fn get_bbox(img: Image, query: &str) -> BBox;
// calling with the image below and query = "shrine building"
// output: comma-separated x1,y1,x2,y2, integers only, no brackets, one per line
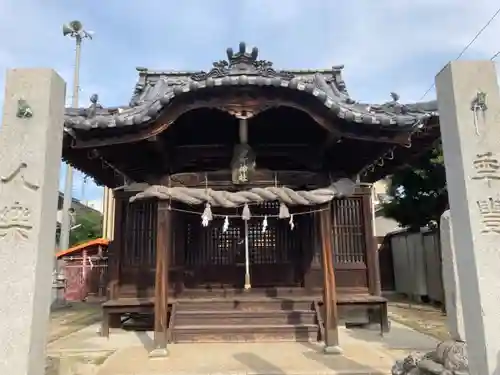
62,42,440,354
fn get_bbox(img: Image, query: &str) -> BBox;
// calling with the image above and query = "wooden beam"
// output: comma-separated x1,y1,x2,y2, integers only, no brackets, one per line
171,144,327,172
150,201,171,358
319,204,342,354
163,170,330,189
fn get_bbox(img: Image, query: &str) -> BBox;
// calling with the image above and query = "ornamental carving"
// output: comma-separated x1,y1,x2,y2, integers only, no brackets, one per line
16,99,33,119
471,91,488,136
191,42,295,81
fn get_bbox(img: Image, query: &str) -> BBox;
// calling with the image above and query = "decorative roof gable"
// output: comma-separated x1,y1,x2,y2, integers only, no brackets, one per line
190,42,294,81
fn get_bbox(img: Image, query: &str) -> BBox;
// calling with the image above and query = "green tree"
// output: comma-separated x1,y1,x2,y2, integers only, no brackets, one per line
69,210,103,247
382,143,448,231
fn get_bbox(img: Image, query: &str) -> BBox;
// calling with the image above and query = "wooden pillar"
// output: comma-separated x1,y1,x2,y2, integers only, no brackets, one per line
319,203,342,354
108,194,124,300
151,201,171,358
362,191,382,296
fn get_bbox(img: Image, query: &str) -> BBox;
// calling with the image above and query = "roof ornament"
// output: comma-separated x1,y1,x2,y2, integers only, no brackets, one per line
370,92,409,115
86,94,101,119
312,72,355,103
331,66,350,97
191,42,295,81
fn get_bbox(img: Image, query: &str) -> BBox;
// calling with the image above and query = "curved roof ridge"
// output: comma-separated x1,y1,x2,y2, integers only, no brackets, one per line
134,66,344,76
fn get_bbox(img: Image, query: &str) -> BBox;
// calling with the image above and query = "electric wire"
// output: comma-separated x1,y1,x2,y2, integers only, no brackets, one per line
419,6,500,101
166,205,328,218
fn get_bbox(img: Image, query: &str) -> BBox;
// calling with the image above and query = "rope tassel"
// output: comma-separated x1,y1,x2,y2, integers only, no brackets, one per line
262,215,268,233
279,202,290,219
242,203,251,220
201,202,213,227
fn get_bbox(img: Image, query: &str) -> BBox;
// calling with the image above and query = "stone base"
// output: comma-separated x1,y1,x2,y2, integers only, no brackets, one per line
149,347,169,359
391,340,468,374
323,345,343,355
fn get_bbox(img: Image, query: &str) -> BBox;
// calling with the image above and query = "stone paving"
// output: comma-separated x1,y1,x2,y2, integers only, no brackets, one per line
46,303,105,375
46,321,437,375
44,299,448,374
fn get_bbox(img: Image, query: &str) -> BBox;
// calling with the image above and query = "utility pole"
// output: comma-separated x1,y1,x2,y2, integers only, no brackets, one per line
82,175,88,206
60,20,92,250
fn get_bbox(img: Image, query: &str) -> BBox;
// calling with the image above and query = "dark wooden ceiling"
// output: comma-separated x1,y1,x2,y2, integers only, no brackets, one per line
63,105,439,188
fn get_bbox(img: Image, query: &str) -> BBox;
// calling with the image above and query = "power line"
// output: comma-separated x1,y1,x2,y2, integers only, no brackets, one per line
491,50,500,61
419,6,500,101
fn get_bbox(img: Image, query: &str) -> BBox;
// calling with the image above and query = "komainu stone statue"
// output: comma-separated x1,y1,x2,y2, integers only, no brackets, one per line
391,340,469,375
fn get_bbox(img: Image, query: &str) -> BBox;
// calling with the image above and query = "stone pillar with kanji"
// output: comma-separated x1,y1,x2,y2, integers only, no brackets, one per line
0,69,65,375
393,60,500,375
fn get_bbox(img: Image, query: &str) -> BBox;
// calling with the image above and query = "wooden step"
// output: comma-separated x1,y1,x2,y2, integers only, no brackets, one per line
177,299,313,311
175,309,316,326
172,324,318,343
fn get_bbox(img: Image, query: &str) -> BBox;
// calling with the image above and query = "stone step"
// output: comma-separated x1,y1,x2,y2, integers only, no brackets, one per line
176,299,313,311
172,324,318,343
175,309,316,326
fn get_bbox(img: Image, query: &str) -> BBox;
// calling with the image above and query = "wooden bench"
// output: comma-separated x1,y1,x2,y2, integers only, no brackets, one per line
337,294,389,336
101,298,154,338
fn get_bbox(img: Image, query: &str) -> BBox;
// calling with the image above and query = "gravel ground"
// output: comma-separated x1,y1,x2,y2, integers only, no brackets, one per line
49,302,102,343
386,294,450,342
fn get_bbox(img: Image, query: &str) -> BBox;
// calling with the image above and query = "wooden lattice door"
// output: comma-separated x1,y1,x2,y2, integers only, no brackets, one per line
245,203,301,287
182,202,301,289
184,215,245,288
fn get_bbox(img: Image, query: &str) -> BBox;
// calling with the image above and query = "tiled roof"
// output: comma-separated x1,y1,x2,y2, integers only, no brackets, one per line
64,42,438,132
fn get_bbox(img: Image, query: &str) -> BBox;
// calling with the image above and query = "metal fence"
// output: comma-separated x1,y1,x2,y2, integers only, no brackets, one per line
388,229,444,303
63,256,108,301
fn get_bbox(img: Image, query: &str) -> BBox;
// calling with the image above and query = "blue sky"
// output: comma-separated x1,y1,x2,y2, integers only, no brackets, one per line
0,0,499,210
